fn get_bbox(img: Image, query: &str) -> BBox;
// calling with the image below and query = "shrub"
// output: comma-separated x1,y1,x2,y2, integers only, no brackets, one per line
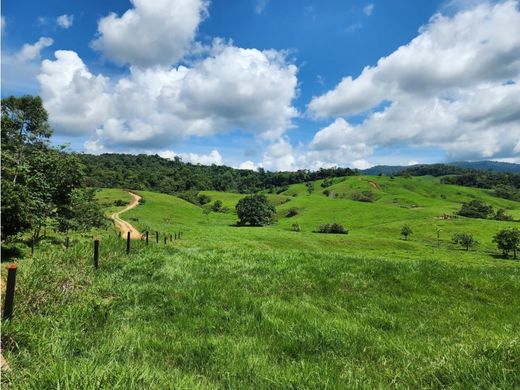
493,228,520,259
321,178,334,188
352,191,375,202
138,198,146,205
197,193,211,205
114,199,127,207
286,207,299,217
494,208,514,221
458,200,494,219
315,223,348,234
400,224,413,240
212,200,223,212
452,233,478,251
292,223,301,232
236,195,276,226
323,189,331,197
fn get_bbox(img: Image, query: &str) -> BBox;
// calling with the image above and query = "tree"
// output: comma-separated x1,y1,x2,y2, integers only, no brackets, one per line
236,195,275,226
452,233,478,251
306,181,314,194
493,228,520,259
56,189,107,232
401,224,413,240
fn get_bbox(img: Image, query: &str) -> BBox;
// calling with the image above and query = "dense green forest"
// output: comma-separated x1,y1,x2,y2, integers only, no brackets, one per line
78,153,358,194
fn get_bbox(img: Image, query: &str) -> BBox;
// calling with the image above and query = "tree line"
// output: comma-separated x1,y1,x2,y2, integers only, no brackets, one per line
78,153,358,194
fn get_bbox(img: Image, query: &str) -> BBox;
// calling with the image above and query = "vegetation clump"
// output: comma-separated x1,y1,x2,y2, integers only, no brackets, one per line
352,190,375,202
212,200,223,212
286,207,299,217
400,224,413,240
315,223,348,234
236,195,276,226
458,200,494,219
493,228,520,259
452,233,478,251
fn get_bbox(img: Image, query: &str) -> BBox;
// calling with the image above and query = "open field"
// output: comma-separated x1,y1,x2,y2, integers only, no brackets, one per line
2,176,520,388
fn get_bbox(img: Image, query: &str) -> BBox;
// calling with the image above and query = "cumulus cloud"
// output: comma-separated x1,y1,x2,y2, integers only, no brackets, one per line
261,138,296,171
16,37,54,62
255,0,269,14
91,0,208,67
238,160,258,170
57,14,74,29
307,0,520,162
159,149,223,165
38,44,298,148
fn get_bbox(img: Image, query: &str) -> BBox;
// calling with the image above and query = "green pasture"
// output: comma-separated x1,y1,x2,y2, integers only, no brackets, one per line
2,175,520,388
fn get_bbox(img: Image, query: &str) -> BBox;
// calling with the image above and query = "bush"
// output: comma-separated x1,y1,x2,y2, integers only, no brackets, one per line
315,223,348,234
323,189,331,197
114,199,127,207
458,200,494,219
452,233,478,251
352,191,375,202
212,200,223,212
138,198,146,205
197,193,211,205
286,207,299,217
494,208,514,221
236,195,276,226
292,223,301,232
400,224,413,240
321,178,334,188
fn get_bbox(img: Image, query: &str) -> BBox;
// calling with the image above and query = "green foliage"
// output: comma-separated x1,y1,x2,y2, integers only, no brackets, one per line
458,200,494,219
56,189,108,232
212,200,223,212
493,228,520,259
452,233,478,251
197,193,211,205
352,190,375,202
292,223,301,232
400,224,413,240
1,96,95,240
114,199,127,207
493,185,520,201
494,208,514,221
286,207,299,217
236,195,276,226
315,223,348,234
305,181,314,194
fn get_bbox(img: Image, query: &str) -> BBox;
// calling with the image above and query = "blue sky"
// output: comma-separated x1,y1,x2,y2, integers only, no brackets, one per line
2,0,519,170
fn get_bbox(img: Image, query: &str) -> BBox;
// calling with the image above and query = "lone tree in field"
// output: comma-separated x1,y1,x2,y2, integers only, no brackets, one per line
493,228,520,259
400,224,413,240
458,200,494,219
452,233,478,251
306,181,314,195
236,194,276,226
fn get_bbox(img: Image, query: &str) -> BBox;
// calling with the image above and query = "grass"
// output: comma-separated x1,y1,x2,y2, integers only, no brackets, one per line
2,176,520,388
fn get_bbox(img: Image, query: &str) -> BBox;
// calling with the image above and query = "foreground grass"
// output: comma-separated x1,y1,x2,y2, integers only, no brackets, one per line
2,231,520,388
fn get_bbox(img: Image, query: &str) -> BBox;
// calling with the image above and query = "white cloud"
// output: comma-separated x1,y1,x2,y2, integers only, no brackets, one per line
57,14,74,29
261,138,296,171
1,16,6,33
351,159,372,170
91,0,208,67
307,0,520,162
16,37,54,62
238,160,258,170
255,0,269,14
363,4,374,16
158,149,223,165
38,44,298,148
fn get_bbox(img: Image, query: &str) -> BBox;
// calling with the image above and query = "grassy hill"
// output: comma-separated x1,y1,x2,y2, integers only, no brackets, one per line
2,176,520,388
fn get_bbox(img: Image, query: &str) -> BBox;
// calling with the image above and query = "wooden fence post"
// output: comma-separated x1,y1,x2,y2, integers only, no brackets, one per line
2,264,17,320
127,232,131,255
93,240,99,269
146,231,149,245
65,236,70,249
156,231,159,244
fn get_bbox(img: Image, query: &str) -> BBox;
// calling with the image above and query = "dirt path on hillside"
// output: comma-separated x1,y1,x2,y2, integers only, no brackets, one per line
111,192,142,239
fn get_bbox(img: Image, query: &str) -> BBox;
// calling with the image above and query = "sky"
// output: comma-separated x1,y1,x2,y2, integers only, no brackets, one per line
1,0,520,170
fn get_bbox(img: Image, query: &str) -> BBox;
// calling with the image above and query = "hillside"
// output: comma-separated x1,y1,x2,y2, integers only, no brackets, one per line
3,176,520,388
363,161,520,175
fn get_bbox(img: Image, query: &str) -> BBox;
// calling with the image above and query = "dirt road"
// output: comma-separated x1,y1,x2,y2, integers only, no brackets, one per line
111,192,142,239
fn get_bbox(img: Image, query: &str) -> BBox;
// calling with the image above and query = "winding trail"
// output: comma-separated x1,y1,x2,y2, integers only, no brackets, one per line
111,192,142,239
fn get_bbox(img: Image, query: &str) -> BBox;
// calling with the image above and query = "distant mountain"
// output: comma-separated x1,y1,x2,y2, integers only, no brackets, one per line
362,161,520,175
